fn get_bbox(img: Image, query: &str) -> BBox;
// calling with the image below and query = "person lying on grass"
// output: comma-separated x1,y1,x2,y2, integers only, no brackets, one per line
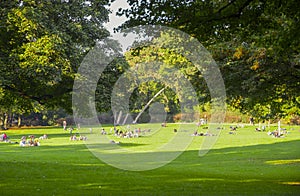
39,134,48,140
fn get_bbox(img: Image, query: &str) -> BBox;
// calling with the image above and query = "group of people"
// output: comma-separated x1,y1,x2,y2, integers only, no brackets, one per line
267,129,287,138
255,125,267,132
70,134,87,141
114,129,140,138
229,126,238,134
0,133,9,142
19,135,43,147
112,126,152,138
93,126,151,143
191,131,215,136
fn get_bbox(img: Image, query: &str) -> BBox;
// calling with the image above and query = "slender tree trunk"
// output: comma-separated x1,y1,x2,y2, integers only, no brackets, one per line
3,113,8,129
133,88,165,124
8,110,12,128
0,113,3,128
18,115,22,128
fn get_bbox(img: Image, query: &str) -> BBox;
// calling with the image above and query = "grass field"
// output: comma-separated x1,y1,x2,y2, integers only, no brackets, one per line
0,123,299,195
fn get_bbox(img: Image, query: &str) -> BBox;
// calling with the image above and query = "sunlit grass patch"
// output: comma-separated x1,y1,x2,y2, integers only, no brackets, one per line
265,159,300,165
280,181,300,186
0,124,300,195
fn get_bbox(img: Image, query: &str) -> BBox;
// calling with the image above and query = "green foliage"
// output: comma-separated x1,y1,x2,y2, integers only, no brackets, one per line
121,31,209,118
95,57,130,113
0,0,110,113
118,0,300,120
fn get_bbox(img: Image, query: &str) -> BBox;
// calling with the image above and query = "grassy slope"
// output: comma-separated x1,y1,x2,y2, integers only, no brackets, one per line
0,124,299,195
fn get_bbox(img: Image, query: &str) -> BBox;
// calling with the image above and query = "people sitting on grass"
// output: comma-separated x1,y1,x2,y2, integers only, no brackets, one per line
70,134,87,141
20,135,40,147
70,134,77,141
0,133,9,142
268,130,280,137
27,135,35,146
20,135,31,146
268,128,288,137
113,128,142,138
230,126,237,131
34,138,40,146
125,131,131,138
20,137,27,147
114,129,119,136
228,126,236,134
133,131,139,138
123,131,130,138
101,128,107,135
268,129,287,138
191,131,214,136
79,135,87,141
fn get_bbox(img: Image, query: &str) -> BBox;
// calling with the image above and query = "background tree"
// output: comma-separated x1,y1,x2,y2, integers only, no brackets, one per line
118,0,300,122
0,0,110,125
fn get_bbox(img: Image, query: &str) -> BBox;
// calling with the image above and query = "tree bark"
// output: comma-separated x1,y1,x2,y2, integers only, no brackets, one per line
3,113,8,129
18,115,22,128
0,113,3,128
133,88,165,124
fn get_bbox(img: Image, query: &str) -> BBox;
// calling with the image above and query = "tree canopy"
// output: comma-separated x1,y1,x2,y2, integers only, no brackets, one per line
0,0,110,114
0,0,299,126
117,0,300,121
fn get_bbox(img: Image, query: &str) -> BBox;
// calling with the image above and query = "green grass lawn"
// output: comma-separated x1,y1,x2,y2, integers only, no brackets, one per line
0,124,299,195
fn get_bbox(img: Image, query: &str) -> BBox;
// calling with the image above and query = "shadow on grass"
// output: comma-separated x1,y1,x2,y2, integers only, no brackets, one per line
0,137,299,195
118,142,147,147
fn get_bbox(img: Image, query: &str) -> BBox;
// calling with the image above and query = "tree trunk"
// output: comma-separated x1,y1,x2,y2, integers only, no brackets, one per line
133,88,165,124
3,113,8,129
18,115,22,128
0,113,3,128
8,111,12,127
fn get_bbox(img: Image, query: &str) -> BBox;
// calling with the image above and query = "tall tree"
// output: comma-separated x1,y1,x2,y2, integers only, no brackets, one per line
118,0,300,120
0,0,110,113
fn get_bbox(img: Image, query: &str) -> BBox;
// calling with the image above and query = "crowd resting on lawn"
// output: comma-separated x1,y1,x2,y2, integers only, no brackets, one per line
111,126,151,138
113,129,139,138
0,132,48,146
191,131,217,136
19,134,48,147
254,124,288,138
0,120,291,147
267,129,288,138
70,134,87,141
